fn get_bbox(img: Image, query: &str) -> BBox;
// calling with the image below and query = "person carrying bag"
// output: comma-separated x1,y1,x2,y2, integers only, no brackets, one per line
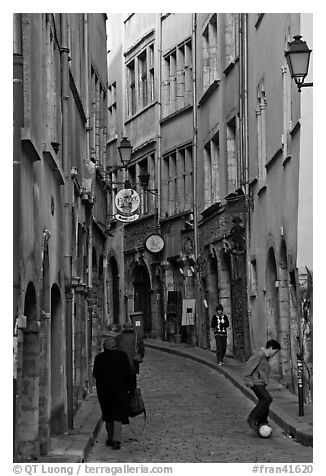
116,321,145,387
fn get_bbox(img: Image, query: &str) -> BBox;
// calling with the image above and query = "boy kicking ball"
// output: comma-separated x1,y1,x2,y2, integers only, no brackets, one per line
244,339,281,435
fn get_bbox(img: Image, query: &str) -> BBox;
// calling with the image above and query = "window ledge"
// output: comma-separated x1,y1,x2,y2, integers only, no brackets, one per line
223,60,235,76
282,155,292,167
21,128,42,162
198,80,220,107
257,184,267,196
265,147,283,170
249,176,258,187
255,14,264,29
125,100,157,124
290,120,301,136
43,144,64,185
160,104,192,125
107,135,118,146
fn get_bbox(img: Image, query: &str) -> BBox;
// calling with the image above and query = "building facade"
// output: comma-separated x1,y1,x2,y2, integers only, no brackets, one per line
106,12,313,399
13,13,108,461
246,13,313,398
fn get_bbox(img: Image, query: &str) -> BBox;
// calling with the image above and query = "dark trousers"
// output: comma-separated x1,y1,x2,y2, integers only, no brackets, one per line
248,384,273,425
105,421,122,442
215,335,227,363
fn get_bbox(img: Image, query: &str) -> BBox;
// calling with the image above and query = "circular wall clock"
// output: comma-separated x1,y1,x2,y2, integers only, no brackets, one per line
144,233,165,253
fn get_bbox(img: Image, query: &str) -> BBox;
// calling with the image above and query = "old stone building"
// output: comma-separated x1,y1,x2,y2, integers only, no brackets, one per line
13,13,108,461
13,13,313,462
106,12,313,398
246,13,313,399
106,13,250,355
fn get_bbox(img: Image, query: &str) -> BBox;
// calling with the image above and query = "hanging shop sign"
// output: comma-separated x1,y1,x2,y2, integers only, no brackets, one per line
114,188,140,223
144,233,165,253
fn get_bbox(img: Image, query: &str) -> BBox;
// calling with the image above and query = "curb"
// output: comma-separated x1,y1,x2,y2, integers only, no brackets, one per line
41,411,103,462
145,341,313,447
83,416,103,461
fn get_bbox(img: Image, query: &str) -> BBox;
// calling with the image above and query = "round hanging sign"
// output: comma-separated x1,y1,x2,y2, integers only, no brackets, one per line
145,233,165,253
114,188,140,223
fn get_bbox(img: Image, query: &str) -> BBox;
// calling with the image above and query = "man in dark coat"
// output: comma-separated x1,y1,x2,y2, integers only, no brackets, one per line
116,321,145,387
93,333,136,450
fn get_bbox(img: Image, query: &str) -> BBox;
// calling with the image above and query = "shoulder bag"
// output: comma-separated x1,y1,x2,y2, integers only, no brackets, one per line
128,388,146,418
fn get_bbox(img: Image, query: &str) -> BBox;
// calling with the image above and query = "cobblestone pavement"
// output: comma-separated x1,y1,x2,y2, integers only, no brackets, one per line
86,348,313,463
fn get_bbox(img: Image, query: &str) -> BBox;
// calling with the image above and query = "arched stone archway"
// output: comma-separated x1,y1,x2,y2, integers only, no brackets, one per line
219,251,234,356
50,284,65,435
18,282,40,460
90,247,98,363
207,251,219,351
108,256,120,325
266,248,281,378
278,241,292,387
39,238,50,454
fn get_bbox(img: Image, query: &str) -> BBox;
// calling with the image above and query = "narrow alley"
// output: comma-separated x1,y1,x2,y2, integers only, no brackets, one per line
86,348,312,463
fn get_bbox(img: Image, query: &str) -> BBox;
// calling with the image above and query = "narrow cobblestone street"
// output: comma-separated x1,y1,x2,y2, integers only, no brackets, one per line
86,348,313,463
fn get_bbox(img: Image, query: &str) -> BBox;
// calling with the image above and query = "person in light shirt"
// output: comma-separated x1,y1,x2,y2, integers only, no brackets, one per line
244,339,281,431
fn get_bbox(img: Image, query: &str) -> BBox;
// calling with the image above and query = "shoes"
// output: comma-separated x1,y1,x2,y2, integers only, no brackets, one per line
247,418,258,431
106,439,113,447
218,361,223,366
112,441,121,450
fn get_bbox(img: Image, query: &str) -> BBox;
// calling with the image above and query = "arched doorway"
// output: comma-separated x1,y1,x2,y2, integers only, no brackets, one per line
266,248,281,378
219,251,233,356
133,265,151,336
278,241,292,388
39,238,50,454
19,282,40,459
50,284,65,435
207,252,219,351
109,256,120,325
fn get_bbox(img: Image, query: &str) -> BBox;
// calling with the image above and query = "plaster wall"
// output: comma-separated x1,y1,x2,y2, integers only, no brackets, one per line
247,13,303,355
161,110,193,153
297,14,313,272
161,13,192,54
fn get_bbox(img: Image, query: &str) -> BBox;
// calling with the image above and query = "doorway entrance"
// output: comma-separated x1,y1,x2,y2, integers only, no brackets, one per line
133,265,151,336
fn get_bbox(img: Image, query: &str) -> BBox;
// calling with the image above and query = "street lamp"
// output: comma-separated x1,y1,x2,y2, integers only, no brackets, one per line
117,136,133,167
285,35,313,92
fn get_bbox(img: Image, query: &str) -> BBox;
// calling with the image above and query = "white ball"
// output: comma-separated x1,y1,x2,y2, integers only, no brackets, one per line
258,424,272,438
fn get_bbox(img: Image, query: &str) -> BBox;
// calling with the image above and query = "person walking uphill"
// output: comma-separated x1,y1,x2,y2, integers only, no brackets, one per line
116,321,145,387
211,304,229,365
93,333,136,450
244,339,281,431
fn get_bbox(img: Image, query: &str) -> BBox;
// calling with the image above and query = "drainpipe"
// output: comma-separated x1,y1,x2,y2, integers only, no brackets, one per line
241,14,253,354
192,13,199,345
83,12,92,392
13,12,23,459
156,14,165,339
157,13,162,232
61,13,73,430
